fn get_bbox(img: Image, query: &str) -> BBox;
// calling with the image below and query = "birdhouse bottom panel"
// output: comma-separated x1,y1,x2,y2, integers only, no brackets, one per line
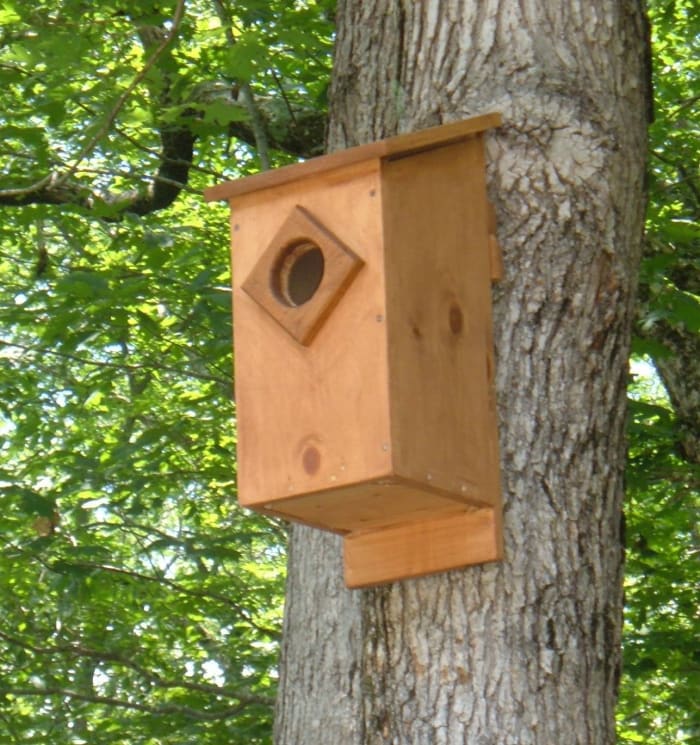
249,476,492,534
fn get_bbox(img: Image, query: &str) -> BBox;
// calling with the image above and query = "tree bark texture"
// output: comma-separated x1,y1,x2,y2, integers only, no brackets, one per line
275,2,649,743
647,324,700,463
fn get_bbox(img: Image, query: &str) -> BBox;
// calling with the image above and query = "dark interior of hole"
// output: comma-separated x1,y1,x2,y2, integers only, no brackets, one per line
285,246,324,306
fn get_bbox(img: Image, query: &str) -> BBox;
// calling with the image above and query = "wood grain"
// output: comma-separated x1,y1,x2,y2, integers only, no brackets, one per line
231,163,394,513
381,139,502,511
205,113,501,202
240,205,364,345
343,508,502,588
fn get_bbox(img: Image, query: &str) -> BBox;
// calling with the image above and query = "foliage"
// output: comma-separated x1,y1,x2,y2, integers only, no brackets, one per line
617,1,700,743
0,199,283,743
0,0,696,743
0,1,333,743
634,0,700,447
619,379,699,743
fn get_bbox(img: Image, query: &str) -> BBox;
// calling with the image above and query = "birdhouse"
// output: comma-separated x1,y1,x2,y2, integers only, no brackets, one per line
205,113,504,588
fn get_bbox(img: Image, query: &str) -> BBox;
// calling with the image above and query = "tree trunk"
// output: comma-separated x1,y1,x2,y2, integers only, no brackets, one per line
274,2,649,743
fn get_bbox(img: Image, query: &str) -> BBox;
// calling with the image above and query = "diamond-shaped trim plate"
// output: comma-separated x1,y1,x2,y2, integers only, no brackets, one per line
241,205,364,345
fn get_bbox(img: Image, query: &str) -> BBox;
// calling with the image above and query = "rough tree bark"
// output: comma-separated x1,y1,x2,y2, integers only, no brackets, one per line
274,1,649,744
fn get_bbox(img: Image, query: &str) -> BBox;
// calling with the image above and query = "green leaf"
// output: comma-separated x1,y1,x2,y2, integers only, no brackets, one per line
200,100,249,126
0,4,21,24
14,488,55,517
630,336,673,359
54,271,110,299
660,219,700,243
667,288,700,332
225,35,269,81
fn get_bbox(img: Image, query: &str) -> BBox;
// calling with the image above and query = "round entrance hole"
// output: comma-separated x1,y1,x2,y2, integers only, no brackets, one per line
274,241,325,307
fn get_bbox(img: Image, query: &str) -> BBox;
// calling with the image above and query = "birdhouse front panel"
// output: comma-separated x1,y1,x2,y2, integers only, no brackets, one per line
231,162,393,528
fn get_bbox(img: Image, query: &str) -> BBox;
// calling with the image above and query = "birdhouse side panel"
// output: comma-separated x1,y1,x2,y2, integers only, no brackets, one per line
381,138,501,509
229,166,394,515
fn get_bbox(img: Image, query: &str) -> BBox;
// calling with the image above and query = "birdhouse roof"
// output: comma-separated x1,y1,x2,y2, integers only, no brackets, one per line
204,112,501,202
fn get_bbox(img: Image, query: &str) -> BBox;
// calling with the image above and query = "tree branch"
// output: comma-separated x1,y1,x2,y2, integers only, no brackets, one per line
54,0,187,191
109,126,197,216
0,338,230,387
0,2,186,208
0,630,274,706
0,1,327,216
0,4,192,217
7,543,280,639
0,686,269,721
0,100,326,213
65,559,279,638
211,0,271,169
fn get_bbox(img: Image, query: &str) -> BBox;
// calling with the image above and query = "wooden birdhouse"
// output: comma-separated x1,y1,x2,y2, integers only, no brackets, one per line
205,113,504,588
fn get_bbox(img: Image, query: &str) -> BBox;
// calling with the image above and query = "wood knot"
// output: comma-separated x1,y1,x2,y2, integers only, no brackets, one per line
448,303,463,334
302,446,321,475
